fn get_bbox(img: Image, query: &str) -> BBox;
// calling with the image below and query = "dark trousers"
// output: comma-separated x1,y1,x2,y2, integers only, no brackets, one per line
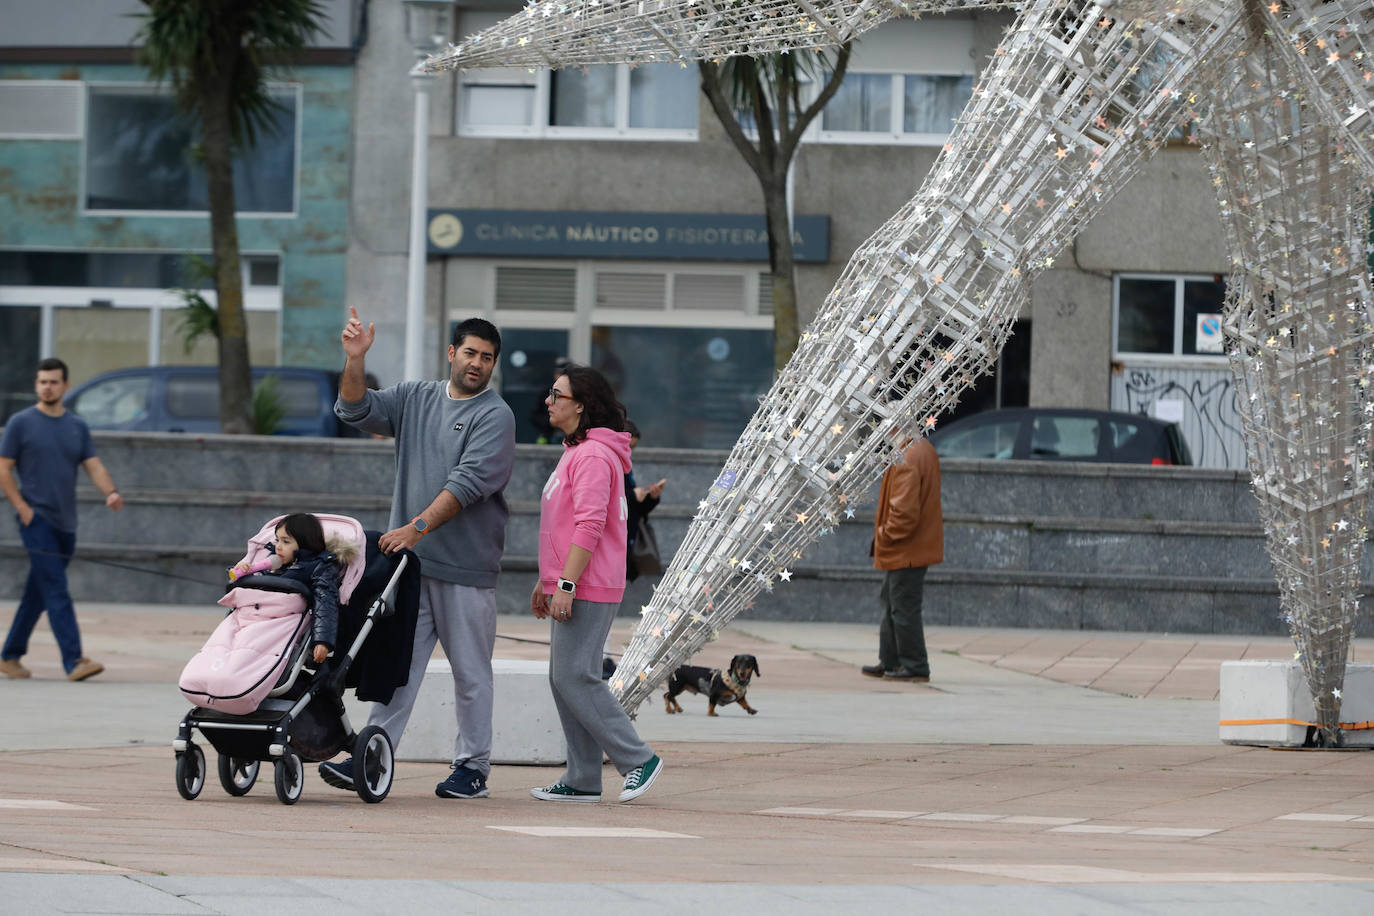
4,514,83,672
878,566,930,676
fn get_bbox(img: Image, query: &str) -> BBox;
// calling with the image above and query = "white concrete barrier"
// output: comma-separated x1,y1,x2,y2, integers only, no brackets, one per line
1219,660,1374,747
397,658,566,765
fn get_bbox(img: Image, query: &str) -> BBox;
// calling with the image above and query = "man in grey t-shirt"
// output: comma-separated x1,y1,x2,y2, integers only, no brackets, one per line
321,308,516,799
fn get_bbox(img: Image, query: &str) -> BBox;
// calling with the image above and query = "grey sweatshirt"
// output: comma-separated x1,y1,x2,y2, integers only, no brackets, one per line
335,381,516,587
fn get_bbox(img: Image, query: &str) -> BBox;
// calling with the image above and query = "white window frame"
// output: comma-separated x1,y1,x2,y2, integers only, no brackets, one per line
815,70,973,147
81,81,303,219
457,66,699,142
0,247,283,364
1111,271,1228,366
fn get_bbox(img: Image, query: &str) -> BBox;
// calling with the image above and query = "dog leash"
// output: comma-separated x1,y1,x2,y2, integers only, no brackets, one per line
495,632,623,658
15,546,226,587
16,546,624,657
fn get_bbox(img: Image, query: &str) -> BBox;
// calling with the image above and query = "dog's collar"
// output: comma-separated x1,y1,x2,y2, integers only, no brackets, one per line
720,669,743,693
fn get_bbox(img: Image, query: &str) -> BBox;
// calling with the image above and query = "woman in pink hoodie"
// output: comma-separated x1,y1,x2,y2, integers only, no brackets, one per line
529,365,663,804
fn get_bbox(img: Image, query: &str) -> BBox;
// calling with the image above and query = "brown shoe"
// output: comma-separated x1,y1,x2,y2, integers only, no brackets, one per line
0,658,31,679
67,658,104,682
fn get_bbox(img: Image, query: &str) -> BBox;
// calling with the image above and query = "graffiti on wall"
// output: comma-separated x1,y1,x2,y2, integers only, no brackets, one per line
1111,364,1246,470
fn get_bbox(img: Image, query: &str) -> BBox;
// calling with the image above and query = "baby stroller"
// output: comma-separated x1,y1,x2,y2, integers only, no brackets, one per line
173,514,415,805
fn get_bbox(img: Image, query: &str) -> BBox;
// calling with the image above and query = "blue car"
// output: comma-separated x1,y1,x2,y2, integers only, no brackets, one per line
65,366,356,437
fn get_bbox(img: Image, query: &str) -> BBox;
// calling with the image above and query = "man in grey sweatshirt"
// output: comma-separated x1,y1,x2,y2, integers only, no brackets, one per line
322,307,516,800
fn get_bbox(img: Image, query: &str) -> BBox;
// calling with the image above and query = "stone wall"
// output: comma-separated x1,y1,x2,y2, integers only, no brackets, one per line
0,431,1359,636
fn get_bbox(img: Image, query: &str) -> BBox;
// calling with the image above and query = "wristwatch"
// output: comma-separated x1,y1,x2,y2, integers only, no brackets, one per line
557,578,577,595
411,516,429,536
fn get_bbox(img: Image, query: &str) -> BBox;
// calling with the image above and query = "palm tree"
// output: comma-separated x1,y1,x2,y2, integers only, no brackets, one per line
135,0,325,434
699,46,851,372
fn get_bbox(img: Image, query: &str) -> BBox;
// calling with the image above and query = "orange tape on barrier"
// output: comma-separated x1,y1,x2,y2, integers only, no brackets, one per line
1219,718,1374,731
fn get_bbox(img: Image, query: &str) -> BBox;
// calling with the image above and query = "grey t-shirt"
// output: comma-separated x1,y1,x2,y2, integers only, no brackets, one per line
0,407,96,533
335,381,516,587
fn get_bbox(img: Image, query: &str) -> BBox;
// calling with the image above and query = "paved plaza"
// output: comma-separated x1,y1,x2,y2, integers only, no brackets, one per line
2,604,1374,913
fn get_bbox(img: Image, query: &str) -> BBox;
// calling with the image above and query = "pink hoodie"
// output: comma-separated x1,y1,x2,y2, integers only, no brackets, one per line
538,427,633,603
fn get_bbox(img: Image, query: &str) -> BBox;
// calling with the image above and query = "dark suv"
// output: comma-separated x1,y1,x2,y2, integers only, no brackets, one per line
929,407,1192,466
64,366,356,437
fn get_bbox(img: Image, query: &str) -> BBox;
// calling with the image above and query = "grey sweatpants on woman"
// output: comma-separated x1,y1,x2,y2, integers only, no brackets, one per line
549,598,654,793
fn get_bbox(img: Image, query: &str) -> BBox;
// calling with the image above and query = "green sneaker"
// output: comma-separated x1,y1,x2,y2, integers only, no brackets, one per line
530,781,600,803
618,754,663,803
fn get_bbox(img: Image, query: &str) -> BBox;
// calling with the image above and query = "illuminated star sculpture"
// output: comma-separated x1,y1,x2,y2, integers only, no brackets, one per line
426,0,1374,742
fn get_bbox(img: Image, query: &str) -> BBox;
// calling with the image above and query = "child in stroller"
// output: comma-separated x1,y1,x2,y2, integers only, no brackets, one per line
230,513,355,667
174,513,416,805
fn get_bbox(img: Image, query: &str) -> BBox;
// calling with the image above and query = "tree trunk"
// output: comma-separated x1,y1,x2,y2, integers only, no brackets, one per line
762,170,799,370
199,59,253,435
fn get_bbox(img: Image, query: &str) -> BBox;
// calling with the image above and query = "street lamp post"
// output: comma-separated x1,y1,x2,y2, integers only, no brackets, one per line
401,0,455,381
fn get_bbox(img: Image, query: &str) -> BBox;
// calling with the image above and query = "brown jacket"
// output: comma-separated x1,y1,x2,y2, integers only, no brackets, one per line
872,438,943,570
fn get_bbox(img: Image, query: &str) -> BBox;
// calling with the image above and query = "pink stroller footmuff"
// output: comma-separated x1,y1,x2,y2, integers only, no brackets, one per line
179,586,312,714
179,514,366,715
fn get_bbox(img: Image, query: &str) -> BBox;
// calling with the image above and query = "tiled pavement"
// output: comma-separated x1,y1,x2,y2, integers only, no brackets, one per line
2,604,1373,913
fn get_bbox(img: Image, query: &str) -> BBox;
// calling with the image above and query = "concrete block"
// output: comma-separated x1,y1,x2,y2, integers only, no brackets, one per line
397,658,565,765
1219,660,1374,747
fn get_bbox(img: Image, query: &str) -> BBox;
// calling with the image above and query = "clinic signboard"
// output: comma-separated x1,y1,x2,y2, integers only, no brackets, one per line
426,209,829,263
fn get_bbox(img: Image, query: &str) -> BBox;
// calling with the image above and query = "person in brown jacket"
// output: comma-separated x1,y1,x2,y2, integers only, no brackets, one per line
863,436,943,682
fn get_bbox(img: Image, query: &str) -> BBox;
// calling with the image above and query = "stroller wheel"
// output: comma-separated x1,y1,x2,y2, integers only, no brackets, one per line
353,725,394,804
175,742,206,800
273,747,304,805
218,754,260,797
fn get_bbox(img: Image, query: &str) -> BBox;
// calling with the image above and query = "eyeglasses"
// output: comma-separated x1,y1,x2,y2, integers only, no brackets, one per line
547,387,570,402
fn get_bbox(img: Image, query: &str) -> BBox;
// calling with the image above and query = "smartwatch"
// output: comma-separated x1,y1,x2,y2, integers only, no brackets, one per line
557,578,577,595
412,516,429,536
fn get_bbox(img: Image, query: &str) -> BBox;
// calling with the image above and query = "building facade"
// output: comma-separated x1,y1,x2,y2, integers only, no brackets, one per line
0,1,1241,465
349,3,1239,462
0,0,360,420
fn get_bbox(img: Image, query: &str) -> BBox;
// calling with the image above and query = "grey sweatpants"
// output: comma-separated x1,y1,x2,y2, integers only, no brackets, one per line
367,576,497,776
549,598,654,793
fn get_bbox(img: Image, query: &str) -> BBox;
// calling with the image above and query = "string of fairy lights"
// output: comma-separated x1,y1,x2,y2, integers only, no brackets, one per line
426,0,1374,739
1201,16,1374,743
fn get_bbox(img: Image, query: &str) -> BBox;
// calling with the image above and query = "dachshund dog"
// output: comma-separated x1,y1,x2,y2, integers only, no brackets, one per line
663,654,760,716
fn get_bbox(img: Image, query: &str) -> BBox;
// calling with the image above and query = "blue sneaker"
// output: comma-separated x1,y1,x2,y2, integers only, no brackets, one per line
436,764,489,799
318,757,355,791
618,754,663,803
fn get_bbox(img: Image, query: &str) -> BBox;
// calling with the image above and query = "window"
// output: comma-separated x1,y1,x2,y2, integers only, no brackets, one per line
0,249,284,385
1114,274,1227,359
495,327,570,443
820,71,972,144
933,417,1020,460
460,68,538,129
459,63,697,139
823,73,891,133
166,375,319,419
85,85,298,213
591,325,774,449
477,258,773,447
904,74,974,134
69,374,152,426
1030,415,1098,459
